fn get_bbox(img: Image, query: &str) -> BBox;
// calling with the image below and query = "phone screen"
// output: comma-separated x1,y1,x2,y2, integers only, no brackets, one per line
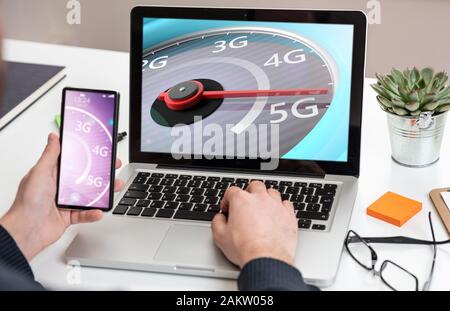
57,89,118,210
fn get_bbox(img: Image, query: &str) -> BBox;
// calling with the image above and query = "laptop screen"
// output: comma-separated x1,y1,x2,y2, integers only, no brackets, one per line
140,18,354,164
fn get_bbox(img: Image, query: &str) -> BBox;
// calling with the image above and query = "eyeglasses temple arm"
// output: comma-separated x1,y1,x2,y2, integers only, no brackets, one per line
348,236,450,245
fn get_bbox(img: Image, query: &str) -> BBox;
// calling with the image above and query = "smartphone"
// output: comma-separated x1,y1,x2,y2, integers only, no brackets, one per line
56,87,120,211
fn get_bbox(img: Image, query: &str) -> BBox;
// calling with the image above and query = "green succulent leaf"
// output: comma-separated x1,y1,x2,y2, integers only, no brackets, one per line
422,102,439,111
405,102,420,112
377,96,393,108
392,106,409,116
421,67,434,86
410,110,421,116
436,104,450,113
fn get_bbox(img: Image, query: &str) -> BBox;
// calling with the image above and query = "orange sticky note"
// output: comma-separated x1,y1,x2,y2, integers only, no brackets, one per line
367,192,422,227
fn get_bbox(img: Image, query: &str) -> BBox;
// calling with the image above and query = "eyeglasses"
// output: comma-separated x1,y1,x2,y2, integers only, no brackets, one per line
344,212,438,291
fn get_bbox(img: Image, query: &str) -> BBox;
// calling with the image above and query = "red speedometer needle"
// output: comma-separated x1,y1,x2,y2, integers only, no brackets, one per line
158,80,329,111
158,88,328,101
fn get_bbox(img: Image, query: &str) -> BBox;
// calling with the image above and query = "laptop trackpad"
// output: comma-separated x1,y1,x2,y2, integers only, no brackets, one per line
154,225,236,271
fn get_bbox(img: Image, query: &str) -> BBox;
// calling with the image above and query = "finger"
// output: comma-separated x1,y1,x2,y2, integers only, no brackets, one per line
38,133,60,169
220,186,242,214
70,210,103,224
211,213,228,244
114,179,125,192
267,188,282,202
246,181,266,194
115,158,122,170
283,200,295,212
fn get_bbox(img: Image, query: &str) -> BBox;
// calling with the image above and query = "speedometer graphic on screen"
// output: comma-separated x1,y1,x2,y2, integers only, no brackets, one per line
141,27,338,157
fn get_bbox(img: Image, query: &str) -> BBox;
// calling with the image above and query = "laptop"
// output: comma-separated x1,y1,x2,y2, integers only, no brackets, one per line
65,6,367,287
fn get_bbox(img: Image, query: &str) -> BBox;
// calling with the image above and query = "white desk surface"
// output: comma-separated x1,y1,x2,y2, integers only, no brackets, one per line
1,39,450,291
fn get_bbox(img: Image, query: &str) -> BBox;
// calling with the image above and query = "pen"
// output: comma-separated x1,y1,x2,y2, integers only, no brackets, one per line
118,131,127,142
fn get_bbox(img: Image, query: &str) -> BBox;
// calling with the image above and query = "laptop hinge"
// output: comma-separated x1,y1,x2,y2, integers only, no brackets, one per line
156,164,326,179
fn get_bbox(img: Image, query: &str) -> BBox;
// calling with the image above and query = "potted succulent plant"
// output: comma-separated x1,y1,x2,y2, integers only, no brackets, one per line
372,67,450,167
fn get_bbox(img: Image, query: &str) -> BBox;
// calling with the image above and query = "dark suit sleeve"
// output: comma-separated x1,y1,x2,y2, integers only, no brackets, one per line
238,258,319,291
0,225,44,290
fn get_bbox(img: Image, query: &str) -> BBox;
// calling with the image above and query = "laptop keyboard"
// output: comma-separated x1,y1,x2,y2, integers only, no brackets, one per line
113,172,338,231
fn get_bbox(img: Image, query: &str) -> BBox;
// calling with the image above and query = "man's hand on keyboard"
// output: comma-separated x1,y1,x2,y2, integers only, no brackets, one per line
212,181,298,268
0,133,125,261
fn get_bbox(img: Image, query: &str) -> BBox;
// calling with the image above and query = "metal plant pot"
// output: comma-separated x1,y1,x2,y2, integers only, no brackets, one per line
386,111,448,167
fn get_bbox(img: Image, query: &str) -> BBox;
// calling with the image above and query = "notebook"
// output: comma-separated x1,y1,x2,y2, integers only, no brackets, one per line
0,61,66,131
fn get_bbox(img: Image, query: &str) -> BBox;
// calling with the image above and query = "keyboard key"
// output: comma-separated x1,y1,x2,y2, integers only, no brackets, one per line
207,177,220,182
113,205,129,215
136,199,151,207
201,181,215,188
290,195,304,202
187,180,202,187
162,186,176,194
324,184,338,190
137,172,151,178
294,202,306,210
320,196,334,204
133,177,147,184
190,188,205,196
281,194,290,201
298,219,312,229
204,196,220,205
294,182,307,187
148,185,163,192
128,184,149,192
176,187,190,195
220,177,234,183
151,173,164,178
219,177,233,183
193,176,207,181
204,189,218,196
207,204,220,213
162,193,176,201
160,179,174,186
174,179,188,187
165,174,178,179
127,206,143,216
119,198,137,206
193,204,207,212
151,201,165,209
286,187,299,195
316,189,337,196
265,180,278,186
218,190,225,197
174,210,216,222
156,209,174,218
215,182,229,190
309,183,323,188
304,195,319,203
312,224,326,230
146,177,161,185
141,208,157,217
125,191,148,199
321,202,333,213
297,211,329,221
306,203,321,212
179,203,193,210
175,195,190,203
148,192,162,200
190,196,204,203
300,188,315,195
165,202,179,209
236,178,249,183
280,181,293,186
273,186,286,193
233,183,246,189
179,175,192,180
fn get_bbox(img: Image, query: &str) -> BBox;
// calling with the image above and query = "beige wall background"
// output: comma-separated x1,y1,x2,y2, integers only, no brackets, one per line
0,0,449,77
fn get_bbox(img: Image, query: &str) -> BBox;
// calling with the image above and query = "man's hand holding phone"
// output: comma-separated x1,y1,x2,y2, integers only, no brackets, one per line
0,133,125,261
